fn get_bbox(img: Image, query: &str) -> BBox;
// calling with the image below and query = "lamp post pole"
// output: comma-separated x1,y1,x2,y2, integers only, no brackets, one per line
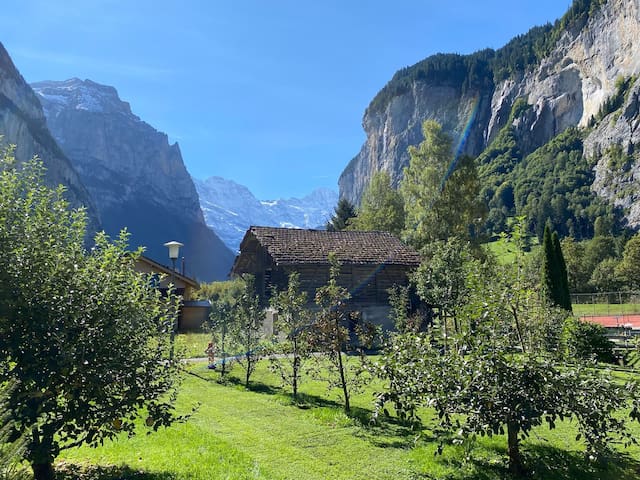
164,241,184,358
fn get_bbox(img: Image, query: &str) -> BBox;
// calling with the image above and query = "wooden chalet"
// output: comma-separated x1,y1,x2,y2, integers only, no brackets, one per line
135,255,210,331
231,227,422,328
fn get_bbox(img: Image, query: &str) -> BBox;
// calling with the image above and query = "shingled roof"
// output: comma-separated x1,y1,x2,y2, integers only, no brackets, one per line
238,226,422,266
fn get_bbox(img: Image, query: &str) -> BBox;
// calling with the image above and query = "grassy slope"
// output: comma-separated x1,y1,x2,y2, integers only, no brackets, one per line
58,360,640,480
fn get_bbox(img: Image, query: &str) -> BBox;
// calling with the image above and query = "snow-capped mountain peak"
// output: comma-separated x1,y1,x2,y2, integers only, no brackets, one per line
32,78,135,117
194,176,338,251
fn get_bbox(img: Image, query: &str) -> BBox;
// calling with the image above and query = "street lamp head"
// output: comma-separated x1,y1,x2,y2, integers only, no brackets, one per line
163,241,184,260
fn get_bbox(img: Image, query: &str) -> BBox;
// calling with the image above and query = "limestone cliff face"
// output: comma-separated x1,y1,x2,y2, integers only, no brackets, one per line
584,79,640,228
341,83,493,202
340,0,640,214
32,79,234,281
489,0,640,152
0,43,98,225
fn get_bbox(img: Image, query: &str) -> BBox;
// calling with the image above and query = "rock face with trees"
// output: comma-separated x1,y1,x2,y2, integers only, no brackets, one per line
340,0,640,237
31,78,234,281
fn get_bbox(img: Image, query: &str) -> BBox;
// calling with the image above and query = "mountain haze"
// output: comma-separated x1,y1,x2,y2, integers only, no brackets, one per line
32,78,234,281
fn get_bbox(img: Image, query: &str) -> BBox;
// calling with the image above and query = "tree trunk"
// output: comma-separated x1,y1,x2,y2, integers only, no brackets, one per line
510,305,527,353
245,355,251,388
220,328,227,376
292,352,299,400
507,421,525,476
31,462,55,480
29,429,56,480
443,313,448,353
337,351,350,413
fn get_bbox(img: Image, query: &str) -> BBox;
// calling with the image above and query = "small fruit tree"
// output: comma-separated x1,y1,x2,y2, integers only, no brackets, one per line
0,148,182,480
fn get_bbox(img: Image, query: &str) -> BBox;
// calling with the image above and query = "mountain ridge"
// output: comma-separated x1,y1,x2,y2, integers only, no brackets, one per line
32,78,235,281
0,43,99,229
339,0,640,235
194,175,337,252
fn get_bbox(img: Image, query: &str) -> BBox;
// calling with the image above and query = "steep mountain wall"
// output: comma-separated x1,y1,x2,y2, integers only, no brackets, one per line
339,0,640,219
491,0,640,153
584,77,640,228
340,83,494,202
0,43,98,226
32,79,234,281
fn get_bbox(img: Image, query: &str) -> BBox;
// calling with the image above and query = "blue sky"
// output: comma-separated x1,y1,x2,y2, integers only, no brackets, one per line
1,1,570,199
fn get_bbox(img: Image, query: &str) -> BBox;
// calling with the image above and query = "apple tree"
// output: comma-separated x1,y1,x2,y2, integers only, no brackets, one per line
0,149,183,480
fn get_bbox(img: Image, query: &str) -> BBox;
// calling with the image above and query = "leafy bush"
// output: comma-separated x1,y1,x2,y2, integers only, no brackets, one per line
562,317,616,363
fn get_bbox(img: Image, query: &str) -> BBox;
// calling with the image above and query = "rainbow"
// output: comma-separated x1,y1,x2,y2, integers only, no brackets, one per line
439,94,480,192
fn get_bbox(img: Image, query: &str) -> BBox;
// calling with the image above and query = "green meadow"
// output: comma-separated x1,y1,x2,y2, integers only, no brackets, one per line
56,358,640,480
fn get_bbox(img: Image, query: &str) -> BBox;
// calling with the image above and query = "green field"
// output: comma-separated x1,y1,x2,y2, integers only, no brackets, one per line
572,303,640,317
484,236,540,265
55,359,640,480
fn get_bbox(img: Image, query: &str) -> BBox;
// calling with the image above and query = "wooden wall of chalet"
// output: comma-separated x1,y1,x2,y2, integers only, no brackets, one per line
269,264,411,307
238,236,414,307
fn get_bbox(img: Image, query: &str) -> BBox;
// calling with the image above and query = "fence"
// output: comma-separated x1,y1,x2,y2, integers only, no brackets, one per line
571,291,640,316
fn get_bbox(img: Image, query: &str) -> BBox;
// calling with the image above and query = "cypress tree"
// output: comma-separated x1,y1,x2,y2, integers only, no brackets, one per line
552,231,572,311
541,221,572,311
541,223,556,305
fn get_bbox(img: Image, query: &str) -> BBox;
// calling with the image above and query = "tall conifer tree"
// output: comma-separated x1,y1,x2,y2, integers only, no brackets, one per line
541,222,571,311
326,198,357,232
552,231,572,311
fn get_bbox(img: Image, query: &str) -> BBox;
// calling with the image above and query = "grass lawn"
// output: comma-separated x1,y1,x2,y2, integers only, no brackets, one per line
572,303,640,317
56,358,640,480
175,332,211,359
484,236,539,265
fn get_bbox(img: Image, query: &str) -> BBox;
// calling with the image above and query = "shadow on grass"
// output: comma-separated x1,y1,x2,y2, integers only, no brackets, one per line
186,367,282,395
55,462,173,480
289,390,433,449
522,445,640,480
433,443,640,480
217,375,282,395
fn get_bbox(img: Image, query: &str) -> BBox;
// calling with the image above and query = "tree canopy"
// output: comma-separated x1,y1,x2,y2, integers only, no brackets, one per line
375,220,639,475
0,148,182,480
350,170,404,236
326,198,357,232
400,120,485,251
616,233,640,290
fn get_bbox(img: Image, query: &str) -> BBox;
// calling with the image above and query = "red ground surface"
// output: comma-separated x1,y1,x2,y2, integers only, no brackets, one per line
581,314,640,329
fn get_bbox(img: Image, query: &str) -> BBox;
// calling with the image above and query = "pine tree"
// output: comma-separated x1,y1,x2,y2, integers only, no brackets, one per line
326,198,357,232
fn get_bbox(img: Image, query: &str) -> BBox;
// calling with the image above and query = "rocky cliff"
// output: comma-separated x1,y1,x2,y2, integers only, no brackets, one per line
584,76,640,227
340,0,640,231
32,79,234,281
0,43,98,226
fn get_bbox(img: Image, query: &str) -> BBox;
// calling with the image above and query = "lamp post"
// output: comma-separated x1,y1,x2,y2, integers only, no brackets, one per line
164,241,184,356
163,241,184,275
